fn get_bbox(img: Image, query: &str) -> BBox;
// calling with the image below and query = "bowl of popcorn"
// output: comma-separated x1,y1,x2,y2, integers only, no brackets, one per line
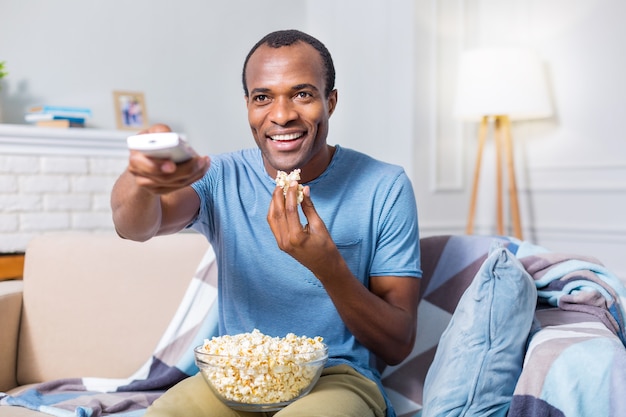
194,329,328,411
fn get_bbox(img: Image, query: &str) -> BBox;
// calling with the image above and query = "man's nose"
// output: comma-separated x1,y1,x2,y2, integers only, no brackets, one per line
270,97,297,125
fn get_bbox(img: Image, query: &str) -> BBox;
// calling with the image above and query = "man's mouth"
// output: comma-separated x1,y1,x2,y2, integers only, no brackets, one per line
269,132,304,141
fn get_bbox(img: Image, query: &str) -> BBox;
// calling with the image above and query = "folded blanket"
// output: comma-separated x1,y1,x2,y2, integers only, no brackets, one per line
516,240,626,346
0,247,219,417
509,240,626,417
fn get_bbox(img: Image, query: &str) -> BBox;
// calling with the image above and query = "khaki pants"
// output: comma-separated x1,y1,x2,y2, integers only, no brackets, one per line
146,365,387,417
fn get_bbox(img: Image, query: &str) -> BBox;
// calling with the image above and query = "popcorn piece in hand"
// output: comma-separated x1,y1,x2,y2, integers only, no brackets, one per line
275,169,304,204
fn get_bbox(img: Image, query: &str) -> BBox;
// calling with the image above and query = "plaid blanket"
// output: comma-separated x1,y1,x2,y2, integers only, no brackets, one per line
0,247,219,417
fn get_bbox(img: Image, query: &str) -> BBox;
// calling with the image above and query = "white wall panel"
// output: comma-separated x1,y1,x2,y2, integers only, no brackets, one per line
428,0,466,192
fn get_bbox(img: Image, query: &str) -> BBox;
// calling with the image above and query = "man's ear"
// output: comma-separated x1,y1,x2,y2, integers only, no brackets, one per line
327,89,338,117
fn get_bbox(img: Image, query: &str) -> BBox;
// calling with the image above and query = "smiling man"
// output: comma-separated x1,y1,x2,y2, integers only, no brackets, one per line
111,29,422,417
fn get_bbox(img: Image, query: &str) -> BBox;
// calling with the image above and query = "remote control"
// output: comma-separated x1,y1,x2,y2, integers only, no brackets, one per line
127,132,195,163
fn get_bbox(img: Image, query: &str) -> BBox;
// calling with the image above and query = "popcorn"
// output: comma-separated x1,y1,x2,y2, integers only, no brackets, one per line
275,169,304,204
198,329,326,404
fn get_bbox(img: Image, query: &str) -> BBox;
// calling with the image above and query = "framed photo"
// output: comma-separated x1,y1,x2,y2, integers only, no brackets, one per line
113,91,149,130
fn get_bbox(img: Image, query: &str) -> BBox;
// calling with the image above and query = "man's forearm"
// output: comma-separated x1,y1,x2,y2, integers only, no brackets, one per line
110,170,163,241
314,254,418,365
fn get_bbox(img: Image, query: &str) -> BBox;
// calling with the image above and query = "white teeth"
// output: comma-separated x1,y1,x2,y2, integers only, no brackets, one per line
270,133,302,141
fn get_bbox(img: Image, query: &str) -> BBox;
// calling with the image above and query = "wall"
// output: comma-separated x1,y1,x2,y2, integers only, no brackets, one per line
1,0,625,276
304,1,416,174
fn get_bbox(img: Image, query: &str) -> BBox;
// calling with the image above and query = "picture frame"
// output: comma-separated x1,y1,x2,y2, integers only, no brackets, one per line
113,91,149,130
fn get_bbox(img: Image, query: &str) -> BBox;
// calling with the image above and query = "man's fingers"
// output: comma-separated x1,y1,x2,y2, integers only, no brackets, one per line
267,182,308,250
267,186,289,246
299,186,324,233
128,154,209,195
283,182,305,236
139,124,172,134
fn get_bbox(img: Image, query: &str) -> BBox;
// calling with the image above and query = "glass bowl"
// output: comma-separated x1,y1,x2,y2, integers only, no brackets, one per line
194,344,328,411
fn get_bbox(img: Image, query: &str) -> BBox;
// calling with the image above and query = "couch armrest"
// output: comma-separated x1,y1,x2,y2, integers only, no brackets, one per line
0,280,23,392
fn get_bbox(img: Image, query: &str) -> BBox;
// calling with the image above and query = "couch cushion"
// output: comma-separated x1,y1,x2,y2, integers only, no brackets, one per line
17,232,209,385
378,235,515,416
421,245,537,417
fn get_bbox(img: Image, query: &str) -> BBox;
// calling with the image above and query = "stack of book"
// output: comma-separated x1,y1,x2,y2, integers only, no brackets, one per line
25,105,92,128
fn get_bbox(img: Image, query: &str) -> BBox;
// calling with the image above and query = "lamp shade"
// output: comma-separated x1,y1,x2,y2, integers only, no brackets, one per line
454,47,553,121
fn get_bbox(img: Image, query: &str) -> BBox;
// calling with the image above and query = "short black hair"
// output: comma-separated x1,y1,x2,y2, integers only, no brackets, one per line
242,29,336,98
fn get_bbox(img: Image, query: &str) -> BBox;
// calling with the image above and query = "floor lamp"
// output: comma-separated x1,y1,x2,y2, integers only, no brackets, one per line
454,48,552,239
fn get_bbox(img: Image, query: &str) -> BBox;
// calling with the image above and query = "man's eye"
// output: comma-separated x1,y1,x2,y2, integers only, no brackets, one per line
254,95,268,102
296,92,312,99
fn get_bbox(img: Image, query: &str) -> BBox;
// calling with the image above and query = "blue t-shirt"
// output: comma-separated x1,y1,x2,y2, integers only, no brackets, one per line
190,145,421,416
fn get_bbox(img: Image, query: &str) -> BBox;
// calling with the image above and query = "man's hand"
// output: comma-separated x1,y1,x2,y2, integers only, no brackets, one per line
267,181,341,276
111,124,207,241
127,124,210,195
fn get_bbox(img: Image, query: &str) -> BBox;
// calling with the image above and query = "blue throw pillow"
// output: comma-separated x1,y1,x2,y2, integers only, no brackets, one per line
421,245,537,417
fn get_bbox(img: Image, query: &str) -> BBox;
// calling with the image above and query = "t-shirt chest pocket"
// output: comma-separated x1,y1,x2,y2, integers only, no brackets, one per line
335,239,364,282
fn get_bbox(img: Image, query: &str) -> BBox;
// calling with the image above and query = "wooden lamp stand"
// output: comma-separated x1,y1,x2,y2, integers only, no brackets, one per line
465,115,523,239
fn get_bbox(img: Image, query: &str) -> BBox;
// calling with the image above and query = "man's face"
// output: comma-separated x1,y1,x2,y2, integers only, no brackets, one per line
244,42,337,180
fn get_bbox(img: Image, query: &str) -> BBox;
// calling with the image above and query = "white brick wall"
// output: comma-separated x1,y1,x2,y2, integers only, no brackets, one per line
0,154,127,252
0,124,129,253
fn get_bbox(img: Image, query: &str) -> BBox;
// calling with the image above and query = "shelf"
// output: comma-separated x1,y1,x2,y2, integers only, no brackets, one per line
0,123,129,157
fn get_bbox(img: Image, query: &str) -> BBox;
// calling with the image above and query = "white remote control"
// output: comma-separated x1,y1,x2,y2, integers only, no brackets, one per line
127,132,195,163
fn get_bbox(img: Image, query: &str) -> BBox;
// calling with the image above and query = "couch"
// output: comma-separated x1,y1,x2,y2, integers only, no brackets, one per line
0,232,210,417
1,232,625,417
